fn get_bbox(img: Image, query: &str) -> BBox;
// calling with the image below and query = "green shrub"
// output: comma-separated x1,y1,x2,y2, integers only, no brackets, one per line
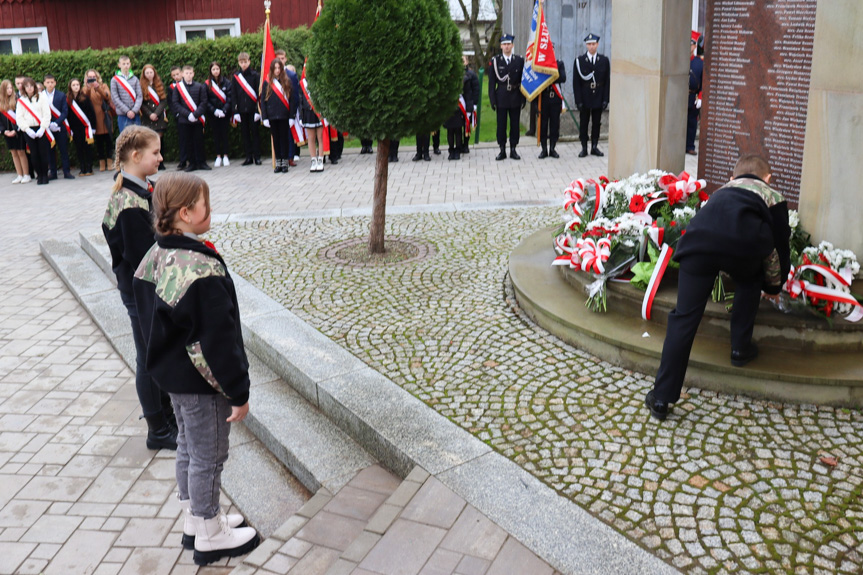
0,26,311,171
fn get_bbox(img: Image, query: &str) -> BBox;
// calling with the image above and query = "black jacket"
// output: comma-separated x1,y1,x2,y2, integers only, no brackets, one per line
205,77,233,117
539,60,567,110
231,68,261,115
573,53,610,110
488,54,525,110
67,95,97,133
171,81,209,124
674,176,791,294
463,67,480,112
101,176,155,296
133,234,250,406
260,79,298,121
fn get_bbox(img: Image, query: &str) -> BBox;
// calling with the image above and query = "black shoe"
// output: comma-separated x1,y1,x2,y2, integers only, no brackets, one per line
686,149,697,156
37,176,48,185
423,153,431,161
388,155,398,162
254,158,262,165
549,149,559,159
591,146,604,157
433,148,441,155
731,343,759,367
48,173,58,181
184,165,197,172
198,163,211,171
495,150,506,161
578,147,588,158
412,153,423,162
329,157,338,165
63,172,75,180
538,149,548,159
525,130,535,137
158,162,166,171
447,152,454,160
241,158,253,166
144,413,178,450
178,162,188,170
510,149,521,160
461,145,470,154
644,391,669,421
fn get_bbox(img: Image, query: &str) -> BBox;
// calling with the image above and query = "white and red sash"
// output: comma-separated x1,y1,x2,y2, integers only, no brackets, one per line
0,108,15,126
113,74,137,104
47,97,72,138
147,85,160,106
552,84,567,111
18,98,54,146
458,95,470,133
206,79,227,104
270,79,290,111
234,73,257,102
290,109,306,146
69,100,94,142
177,82,205,125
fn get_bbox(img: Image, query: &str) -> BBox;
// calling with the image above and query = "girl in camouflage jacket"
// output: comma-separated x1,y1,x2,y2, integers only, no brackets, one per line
133,172,258,566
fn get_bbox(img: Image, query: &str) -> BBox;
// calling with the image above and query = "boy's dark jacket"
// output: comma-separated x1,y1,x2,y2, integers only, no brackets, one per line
133,234,250,406
102,176,154,295
674,174,791,294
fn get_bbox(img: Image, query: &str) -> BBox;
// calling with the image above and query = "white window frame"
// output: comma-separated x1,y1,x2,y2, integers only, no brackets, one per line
175,19,241,44
0,27,50,54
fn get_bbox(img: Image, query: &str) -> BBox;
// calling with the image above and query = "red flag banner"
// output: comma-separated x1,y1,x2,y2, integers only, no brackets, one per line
528,0,558,76
260,16,276,95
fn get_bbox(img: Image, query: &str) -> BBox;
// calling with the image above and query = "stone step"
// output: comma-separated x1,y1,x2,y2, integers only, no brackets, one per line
510,227,863,406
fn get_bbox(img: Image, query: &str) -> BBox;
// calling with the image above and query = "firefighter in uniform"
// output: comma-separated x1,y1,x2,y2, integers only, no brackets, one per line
538,54,566,159
488,34,525,161
573,33,610,157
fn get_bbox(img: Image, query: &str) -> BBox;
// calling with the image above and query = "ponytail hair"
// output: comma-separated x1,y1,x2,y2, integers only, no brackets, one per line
152,172,210,236
112,125,161,192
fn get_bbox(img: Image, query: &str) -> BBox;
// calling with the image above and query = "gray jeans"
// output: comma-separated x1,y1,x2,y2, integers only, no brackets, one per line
171,393,232,519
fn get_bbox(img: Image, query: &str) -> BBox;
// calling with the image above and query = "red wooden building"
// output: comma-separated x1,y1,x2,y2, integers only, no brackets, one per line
0,0,317,54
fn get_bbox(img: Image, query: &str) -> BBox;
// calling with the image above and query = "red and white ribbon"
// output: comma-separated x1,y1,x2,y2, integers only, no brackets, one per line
177,82,205,125
206,80,226,104
290,109,306,146
113,74,137,104
641,244,674,320
69,100,94,142
458,95,470,133
0,108,16,126
147,85,161,105
269,79,290,112
234,73,258,103
18,98,53,146
786,264,863,322
658,171,706,205
47,99,72,137
577,237,611,274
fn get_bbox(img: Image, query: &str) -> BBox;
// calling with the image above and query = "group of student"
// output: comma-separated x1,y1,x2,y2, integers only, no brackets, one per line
1,48,344,184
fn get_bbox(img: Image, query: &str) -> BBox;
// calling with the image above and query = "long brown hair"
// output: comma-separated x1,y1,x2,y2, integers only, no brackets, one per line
265,59,290,101
153,173,211,236
112,125,161,192
0,79,16,111
20,77,40,101
140,64,166,101
67,78,86,106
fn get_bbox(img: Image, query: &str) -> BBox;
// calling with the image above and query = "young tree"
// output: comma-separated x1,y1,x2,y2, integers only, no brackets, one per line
306,0,462,253
455,0,503,68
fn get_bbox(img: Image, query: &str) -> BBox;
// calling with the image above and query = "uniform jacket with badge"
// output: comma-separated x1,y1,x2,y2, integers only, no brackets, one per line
133,234,251,407
573,53,610,110
231,68,261,115
539,60,567,110
102,175,155,296
171,81,209,125
488,54,525,110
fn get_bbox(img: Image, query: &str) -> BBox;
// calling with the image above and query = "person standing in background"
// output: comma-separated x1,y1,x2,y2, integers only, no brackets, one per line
111,56,143,133
538,51,566,159
140,64,168,170
461,54,480,154
687,31,704,156
573,33,610,158
83,69,115,172
16,77,51,185
231,52,262,166
1,79,30,183
488,34,525,161
42,74,74,180
206,61,233,168
67,78,97,176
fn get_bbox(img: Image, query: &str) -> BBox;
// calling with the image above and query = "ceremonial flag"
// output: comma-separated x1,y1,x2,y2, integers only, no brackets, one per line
260,10,276,95
520,0,560,102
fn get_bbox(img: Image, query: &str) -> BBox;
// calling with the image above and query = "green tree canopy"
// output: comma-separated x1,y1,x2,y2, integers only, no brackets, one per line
306,0,463,141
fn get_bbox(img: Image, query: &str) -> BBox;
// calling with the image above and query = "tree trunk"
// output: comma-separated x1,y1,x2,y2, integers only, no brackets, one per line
369,138,390,254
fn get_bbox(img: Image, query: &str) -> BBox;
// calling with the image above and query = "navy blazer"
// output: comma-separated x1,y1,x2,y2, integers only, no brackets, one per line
44,89,69,123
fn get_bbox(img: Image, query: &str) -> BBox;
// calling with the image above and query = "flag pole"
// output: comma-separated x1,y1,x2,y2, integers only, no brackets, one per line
264,1,276,169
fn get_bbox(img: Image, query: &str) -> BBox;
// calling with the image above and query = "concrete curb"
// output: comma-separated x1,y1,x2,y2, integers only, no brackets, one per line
46,225,679,575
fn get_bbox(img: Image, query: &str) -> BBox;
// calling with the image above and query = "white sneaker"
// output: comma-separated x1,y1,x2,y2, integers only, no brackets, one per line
20,175,31,184
316,156,324,172
310,158,317,172
11,175,22,184
293,155,300,161
214,156,223,168
222,156,230,166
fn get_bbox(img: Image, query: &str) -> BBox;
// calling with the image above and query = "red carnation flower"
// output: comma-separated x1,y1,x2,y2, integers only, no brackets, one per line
698,190,709,202
629,195,646,213
667,187,684,205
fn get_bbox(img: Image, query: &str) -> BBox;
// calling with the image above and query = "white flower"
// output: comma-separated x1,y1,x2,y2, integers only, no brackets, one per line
672,207,696,220
788,210,800,230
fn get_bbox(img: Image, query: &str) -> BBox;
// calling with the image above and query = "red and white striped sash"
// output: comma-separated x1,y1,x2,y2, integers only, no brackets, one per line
458,95,470,132
69,100,94,141
177,82,205,125
233,73,257,102
113,74,137,104
18,98,54,145
0,108,15,126
206,79,227,103
47,97,72,137
147,85,160,105
270,79,290,111
552,84,567,111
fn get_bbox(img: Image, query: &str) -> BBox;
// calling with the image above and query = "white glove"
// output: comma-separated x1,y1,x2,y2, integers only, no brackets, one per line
695,98,702,110
233,114,241,123
262,119,270,128
253,113,261,122
49,121,60,132
35,127,45,138
214,109,225,118
25,128,36,138
188,112,196,122
473,105,477,112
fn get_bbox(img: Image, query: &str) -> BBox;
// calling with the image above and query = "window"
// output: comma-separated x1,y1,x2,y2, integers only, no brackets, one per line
175,19,241,43
0,27,50,54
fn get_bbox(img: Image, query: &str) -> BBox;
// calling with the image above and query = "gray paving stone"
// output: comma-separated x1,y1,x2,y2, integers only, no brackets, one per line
439,505,508,560
486,537,554,575
294,510,367,551
43,530,114,575
39,240,115,298
358,518,447,575
401,477,467,529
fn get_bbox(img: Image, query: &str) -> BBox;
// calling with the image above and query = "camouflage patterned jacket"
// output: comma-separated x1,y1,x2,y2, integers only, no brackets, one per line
674,174,791,295
132,234,250,406
102,175,155,296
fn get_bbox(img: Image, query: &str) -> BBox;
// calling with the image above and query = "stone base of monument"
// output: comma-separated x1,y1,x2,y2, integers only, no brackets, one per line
510,227,863,407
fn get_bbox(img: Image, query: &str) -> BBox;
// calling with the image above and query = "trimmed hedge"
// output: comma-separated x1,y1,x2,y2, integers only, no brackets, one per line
0,27,311,171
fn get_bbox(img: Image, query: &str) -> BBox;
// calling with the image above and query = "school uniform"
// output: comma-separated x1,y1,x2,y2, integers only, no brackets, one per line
16,93,51,184
231,67,262,163
141,85,168,133
205,77,232,158
171,80,209,170
260,77,297,170
43,88,74,178
1,107,25,150
67,94,97,174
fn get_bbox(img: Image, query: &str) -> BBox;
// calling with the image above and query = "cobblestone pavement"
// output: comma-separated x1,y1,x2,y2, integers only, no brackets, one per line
209,206,863,575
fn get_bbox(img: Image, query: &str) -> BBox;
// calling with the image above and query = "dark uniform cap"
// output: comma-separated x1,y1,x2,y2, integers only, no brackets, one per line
500,33,515,44
584,33,600,43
